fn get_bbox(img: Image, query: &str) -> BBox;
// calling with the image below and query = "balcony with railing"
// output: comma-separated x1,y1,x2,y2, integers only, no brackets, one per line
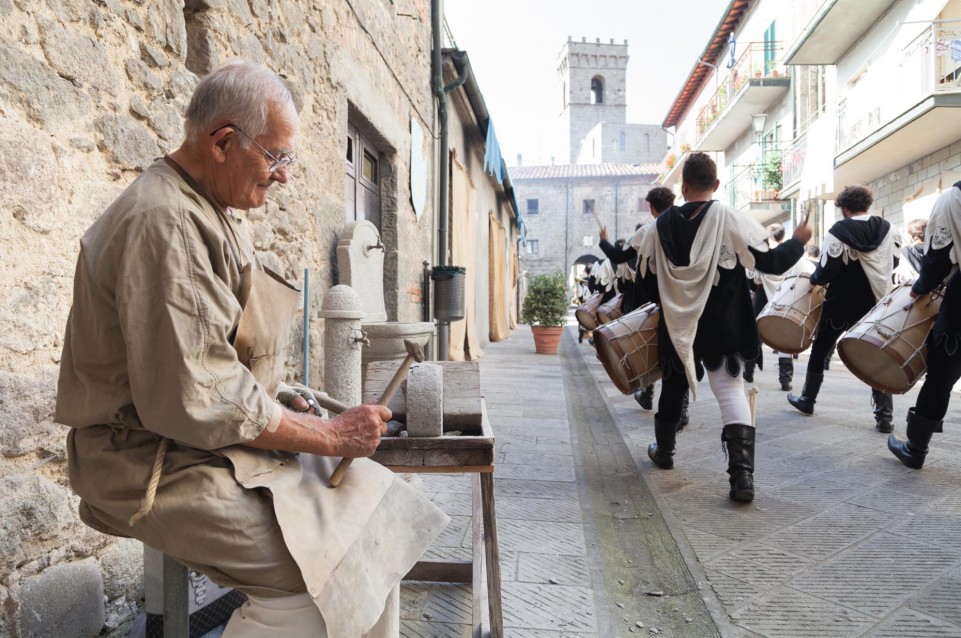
725,148,784,211
784,0,898,65
781,131,807,193
834,20,961,186
658,144,692,186
693,42,791,152
725,150,789,224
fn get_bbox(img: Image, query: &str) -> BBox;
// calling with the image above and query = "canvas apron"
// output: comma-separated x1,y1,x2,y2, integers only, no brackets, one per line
220,264,448,637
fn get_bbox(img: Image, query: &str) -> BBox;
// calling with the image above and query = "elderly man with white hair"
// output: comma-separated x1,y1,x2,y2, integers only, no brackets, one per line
56,61,448,637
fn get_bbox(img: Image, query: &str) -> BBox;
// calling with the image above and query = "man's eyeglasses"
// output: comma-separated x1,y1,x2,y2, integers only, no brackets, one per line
210,124,295,173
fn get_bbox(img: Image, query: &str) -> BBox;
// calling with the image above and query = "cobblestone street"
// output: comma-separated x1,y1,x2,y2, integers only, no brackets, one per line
405,317,961,637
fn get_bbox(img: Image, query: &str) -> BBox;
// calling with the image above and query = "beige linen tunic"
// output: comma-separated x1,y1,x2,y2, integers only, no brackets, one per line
56,159,448,635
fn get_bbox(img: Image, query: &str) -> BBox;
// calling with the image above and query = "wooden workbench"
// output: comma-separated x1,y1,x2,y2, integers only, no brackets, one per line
371,400,504,638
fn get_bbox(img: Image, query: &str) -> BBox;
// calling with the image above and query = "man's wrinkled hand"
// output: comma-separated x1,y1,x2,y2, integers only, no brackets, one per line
599,226,609,242
328,404,391,458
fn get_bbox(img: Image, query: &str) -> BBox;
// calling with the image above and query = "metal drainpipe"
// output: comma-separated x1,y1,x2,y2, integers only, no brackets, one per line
614,181,619,239
431,0,447,360
564,180,570,278
431,0,468,360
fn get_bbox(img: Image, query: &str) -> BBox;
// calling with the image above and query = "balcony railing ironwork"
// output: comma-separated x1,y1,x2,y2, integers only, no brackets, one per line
781,132,807,189
725,148,783,210
695,41,787,140
837,20,961,153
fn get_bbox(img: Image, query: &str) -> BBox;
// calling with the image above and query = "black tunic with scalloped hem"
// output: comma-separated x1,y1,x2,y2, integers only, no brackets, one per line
636,202,805,380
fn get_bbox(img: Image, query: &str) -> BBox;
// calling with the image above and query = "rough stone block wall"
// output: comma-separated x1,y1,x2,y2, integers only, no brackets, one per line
0,0,433,634
870,141,961,232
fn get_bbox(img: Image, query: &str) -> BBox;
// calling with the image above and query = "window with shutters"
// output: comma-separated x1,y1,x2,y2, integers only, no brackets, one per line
346,123,383,228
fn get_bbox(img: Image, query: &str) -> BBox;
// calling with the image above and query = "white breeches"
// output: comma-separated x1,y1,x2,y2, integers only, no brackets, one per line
223,584,399,638
706,367,753,426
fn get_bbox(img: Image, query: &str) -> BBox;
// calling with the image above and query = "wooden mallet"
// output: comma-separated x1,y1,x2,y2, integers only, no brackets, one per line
328,339,426,487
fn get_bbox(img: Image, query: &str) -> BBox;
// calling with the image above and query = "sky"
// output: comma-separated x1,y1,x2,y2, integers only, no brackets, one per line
443,0,729,167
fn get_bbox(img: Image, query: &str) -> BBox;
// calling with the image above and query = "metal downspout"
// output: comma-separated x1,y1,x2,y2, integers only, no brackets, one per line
564,180,570,277
431,0,448,360
431,0,468,360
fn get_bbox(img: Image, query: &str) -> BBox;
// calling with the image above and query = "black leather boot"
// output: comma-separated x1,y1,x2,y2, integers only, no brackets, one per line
778,358,794,392
634,384,655,410
678,392,690,431
722,424,755,502
888,408,942,469
743,360,756,383
787,372,823,415
824,344,836,370
872,389,894,433
648,416,677,469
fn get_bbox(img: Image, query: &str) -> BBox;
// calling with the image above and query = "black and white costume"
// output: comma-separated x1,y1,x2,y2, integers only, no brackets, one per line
787,212,896,431
599,232,659,410
634,200,803,502
600,230,654,314
889,183,961,468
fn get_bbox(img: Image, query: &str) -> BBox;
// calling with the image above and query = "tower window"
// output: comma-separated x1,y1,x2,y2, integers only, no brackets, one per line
618,131,626,152
527,199,539,215
591,76,604,104
583,199,595,215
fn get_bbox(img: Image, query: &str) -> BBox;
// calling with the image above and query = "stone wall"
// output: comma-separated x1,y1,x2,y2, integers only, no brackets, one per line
0,0,434,635
870,141,961,231
516,175,656,279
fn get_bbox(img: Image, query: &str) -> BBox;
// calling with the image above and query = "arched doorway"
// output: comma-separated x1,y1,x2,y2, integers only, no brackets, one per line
571,253,600,303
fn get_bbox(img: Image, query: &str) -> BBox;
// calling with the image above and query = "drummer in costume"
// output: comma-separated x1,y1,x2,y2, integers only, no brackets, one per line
743,223,815,390
634,153,811,502
888,183,961,468
787,185,897,433
591,256,618,305
599,187,689,420
576,262,596,344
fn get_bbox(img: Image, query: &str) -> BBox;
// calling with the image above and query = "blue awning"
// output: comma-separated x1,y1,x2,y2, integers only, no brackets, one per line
482,119,525,241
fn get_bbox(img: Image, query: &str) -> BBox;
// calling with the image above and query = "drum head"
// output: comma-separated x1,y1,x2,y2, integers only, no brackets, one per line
837,338,912,394
756,316,810,355
575,308,598,331
594,328,632,394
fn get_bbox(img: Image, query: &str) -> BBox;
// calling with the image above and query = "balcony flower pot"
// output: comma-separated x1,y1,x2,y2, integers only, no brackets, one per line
521,272,569,354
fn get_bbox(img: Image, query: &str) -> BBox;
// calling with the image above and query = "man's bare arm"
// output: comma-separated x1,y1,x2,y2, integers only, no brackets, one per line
243,403,390,458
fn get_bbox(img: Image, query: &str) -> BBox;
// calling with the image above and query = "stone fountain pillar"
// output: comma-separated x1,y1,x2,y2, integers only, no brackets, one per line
319,285,366,407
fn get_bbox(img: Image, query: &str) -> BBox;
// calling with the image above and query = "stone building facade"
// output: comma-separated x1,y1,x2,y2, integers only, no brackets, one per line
516,37,667,286
556,37,667,165
513,164,659,279
0,1,518,635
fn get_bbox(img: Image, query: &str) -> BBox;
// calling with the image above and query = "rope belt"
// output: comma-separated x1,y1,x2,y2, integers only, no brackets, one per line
128,437,169,526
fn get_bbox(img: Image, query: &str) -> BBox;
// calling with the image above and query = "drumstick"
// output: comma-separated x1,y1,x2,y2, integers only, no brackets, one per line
591,209,605,232
747,386,759,428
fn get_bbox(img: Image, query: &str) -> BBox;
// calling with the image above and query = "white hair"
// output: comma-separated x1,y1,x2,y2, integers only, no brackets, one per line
183,60,293,146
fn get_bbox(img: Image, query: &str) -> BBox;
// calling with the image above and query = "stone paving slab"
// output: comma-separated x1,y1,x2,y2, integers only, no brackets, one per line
402,322,718,637
575,321,961,638
403,318,961,637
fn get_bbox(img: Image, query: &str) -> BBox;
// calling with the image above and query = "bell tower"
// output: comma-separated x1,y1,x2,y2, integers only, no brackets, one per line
557,37,629,163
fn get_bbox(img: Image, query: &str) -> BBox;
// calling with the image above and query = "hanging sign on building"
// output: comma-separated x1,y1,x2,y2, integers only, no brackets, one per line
410,117,428,221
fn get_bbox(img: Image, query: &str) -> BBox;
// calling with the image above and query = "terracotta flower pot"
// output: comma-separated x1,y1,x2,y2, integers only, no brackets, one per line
531,326,564,354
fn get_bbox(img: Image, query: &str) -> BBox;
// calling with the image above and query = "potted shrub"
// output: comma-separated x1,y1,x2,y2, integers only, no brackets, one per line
520,272,569,354
760,152,783,199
